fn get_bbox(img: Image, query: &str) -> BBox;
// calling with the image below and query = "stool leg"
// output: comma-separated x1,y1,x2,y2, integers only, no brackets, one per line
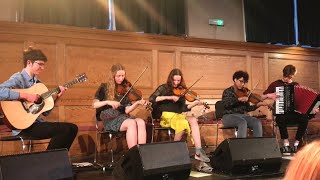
28,140,32,153
216,122,219,147
94,130,98,163
94,131,106,171
108,133,115,168
18,137,26,153
235,128,238,138
151,125,155,143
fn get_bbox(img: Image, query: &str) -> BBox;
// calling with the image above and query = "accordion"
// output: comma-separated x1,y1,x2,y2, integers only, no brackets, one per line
275,85,320,114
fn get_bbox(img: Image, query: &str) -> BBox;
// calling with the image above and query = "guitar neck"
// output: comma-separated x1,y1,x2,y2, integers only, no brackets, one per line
41,79,80,99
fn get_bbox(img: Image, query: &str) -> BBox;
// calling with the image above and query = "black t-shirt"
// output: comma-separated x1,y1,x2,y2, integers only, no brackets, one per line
94,83,131,121
149,84,189,119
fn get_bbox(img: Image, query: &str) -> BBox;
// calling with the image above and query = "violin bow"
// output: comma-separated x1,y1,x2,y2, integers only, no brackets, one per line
247,80,260,97
182,76,210,109
182,75,203,96
119,66,148,103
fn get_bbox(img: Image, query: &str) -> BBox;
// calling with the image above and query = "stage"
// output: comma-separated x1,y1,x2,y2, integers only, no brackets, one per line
71,148,292,180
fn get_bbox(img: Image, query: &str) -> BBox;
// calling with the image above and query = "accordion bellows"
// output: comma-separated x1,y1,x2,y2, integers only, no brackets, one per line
294,85,319,114
276,85,320,114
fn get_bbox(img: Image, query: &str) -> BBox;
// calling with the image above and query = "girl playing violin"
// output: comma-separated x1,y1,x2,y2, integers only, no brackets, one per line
149,68,210,163
221,70,270,138
92,63,147,149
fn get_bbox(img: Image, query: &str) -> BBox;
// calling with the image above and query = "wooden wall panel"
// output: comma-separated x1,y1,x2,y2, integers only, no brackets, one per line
64,106,94,125
158,51,175,85
0,42,24,83
1,22,320,156
251,56,265,91
181,53,247,90
65,46,153,88
269,56,319,89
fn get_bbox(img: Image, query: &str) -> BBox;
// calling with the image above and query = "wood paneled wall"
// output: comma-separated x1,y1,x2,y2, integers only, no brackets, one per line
1,21,320,156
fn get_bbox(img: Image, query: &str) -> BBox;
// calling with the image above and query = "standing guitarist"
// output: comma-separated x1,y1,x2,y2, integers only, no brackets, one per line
0,46,78,151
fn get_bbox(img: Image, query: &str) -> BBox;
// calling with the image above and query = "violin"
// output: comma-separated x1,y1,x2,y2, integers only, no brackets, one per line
116,82,142,102
173,86,210,109
235,87,273,110
116,82,152,111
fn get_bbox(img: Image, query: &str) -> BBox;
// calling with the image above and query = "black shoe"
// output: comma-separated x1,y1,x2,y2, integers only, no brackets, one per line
292,146,298,153
281,146,291,155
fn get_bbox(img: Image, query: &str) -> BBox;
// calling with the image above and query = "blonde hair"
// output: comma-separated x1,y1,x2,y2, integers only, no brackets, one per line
284,140,320,180
107,63,127,100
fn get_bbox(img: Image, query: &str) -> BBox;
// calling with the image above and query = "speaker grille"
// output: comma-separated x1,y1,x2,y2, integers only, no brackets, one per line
0,149,73,180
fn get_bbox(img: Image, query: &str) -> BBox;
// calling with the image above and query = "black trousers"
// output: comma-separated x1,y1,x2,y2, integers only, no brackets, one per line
275,112,309,141
19,121,78,150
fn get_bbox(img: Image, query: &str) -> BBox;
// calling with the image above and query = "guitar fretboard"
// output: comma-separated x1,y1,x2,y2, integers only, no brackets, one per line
41,79,81,99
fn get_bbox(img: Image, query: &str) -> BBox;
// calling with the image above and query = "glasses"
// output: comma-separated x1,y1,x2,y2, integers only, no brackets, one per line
238,79,248,84
33,61,45,67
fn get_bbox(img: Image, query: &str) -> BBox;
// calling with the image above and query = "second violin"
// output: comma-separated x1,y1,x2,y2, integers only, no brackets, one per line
173,85,210,109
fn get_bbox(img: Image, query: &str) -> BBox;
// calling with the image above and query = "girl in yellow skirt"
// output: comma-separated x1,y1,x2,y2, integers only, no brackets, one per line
149,69,210,163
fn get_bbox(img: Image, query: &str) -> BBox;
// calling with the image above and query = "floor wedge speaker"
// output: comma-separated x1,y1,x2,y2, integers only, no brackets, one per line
210,137,282,175
0,148,73,180
113,141,191,180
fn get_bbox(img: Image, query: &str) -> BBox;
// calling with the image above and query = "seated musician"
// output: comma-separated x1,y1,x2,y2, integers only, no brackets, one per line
263,64,310,154
149,68,210,163
221,70,270,138
92,63,147,149
0,47,78,151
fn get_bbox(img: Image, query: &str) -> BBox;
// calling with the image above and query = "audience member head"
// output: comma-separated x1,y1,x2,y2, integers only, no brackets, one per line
284,140,320,180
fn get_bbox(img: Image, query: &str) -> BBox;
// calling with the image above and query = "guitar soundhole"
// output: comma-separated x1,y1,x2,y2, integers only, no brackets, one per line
35,96,43,104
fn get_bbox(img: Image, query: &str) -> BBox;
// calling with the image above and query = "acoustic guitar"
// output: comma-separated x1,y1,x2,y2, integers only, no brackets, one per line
0,73,88,130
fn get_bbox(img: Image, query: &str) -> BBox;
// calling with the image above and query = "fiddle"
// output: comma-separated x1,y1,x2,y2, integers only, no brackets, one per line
116,82,142,102
173,86,210,109
116,82,153,111
115,66,152,111
235,87,273,110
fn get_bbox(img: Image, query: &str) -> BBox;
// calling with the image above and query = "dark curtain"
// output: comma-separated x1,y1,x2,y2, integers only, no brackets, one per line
24,0,109,29
244,0,295,45
114,0,185,35
297,0,320,47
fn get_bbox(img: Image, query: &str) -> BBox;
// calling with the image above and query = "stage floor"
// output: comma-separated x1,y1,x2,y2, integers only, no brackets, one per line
71,149,292,180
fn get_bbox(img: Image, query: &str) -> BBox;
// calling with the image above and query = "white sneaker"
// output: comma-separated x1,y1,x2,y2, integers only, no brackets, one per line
196,162,213,173
194,149,210,162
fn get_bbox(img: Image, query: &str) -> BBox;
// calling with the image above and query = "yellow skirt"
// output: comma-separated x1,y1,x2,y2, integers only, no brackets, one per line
160,112,191,136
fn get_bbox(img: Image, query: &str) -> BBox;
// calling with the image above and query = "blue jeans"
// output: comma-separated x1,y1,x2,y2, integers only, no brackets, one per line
222,114,262,138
